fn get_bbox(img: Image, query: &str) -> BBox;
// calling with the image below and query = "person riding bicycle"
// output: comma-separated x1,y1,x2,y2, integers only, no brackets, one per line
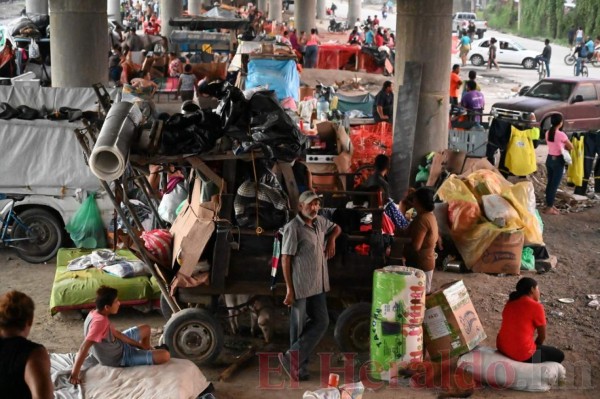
574,43,587,76
536,39,552,77
584,36,595,62
330,3,337,17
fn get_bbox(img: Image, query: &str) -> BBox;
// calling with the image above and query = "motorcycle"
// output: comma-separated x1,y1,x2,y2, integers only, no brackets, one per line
328,18,347,33
564,46,600,67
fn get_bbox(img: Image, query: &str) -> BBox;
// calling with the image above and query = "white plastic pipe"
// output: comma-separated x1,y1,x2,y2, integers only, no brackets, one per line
89,102,142,181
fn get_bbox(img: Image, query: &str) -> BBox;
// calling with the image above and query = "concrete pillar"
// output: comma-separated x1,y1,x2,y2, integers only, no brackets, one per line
294,0,316,35
188,0,202,16
316,0,326,20
269,0,282,23
49,0,108,87
347,0,361,28
395,0,453,179
257,0,268,14
160,0,182,39
26,0,48,14
107,0,120,20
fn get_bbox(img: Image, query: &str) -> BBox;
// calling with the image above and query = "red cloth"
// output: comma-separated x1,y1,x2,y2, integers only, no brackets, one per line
85,310,114,343
317,44,360,70
496,296,547,361
349,122,393,172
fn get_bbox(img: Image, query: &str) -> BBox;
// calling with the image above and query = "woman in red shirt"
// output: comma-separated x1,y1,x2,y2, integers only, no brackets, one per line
496,278,564,363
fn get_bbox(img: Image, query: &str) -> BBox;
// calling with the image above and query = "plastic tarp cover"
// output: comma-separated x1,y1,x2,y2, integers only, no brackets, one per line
337,92,375,115
0,119,100,196
246,59,299,102
0,86,118,111
50,248,160,315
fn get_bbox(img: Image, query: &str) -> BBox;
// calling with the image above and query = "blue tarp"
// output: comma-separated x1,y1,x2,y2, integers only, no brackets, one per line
336,92,376,115
246,59,299,102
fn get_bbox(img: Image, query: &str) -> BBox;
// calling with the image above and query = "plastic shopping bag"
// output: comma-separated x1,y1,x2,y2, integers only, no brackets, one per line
65,194,107,249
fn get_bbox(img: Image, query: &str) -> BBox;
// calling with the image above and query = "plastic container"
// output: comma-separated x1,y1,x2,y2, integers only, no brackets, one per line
448,126,487,157
317,99,330,121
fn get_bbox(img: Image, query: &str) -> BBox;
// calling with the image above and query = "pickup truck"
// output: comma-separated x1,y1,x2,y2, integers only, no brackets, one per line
452,12,488,39
490,77,600,132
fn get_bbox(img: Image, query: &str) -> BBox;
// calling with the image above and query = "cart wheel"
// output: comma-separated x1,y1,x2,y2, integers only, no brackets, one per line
163,308,224,365
334,303,371,354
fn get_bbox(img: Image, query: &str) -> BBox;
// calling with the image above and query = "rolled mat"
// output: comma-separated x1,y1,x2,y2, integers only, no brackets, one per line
371,266,426,324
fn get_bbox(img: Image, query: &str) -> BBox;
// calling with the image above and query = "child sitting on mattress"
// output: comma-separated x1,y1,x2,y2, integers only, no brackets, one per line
69,286,170,385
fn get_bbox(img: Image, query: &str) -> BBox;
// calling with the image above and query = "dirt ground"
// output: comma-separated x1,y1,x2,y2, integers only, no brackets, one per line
0,174,598,399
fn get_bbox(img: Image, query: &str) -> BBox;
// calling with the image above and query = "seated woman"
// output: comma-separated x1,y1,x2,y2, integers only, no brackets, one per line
0,290,53,399
496,278,565,363
403,187,438,294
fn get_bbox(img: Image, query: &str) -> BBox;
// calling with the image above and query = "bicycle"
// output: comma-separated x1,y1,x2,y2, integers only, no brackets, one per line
537,59,547,80
0,195,63,263
574,59,589,77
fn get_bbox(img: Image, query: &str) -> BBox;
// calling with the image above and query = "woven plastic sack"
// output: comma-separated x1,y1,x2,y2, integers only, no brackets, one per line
502,182,543,245
65,194,106,249
141,229,173,267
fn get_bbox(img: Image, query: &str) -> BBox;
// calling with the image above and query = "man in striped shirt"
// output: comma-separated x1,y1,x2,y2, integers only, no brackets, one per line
278,190,341,381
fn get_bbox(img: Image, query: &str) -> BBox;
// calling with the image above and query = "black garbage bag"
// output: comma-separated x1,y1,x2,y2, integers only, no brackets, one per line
160,112,223,155
361,46,388,66
27,13,50,37
234,168,289,230
8,17,41,38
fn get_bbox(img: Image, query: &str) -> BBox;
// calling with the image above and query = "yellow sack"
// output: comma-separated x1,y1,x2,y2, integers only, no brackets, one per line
437,176,511,267
463,169,511,201
436,175,479,203
502,182,544,245
567,136,584,187
505,126,537,176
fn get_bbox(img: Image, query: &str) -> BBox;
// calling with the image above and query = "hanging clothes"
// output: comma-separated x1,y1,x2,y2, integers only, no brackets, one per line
505,126,537,176
574,131,600,195
567,135,584,187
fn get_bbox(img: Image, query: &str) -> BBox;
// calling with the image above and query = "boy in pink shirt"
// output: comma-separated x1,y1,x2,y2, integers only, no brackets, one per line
69,286,170,385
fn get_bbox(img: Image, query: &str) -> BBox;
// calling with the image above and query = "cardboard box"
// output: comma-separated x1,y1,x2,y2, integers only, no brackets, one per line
423,280,487,361
315,121,352,155
169,173,216,277
471,230,524,275
299,86,315,101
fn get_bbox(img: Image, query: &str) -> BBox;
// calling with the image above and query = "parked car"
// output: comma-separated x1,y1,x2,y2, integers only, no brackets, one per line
452,12,487,38
491,77,600,132
469,37,539,69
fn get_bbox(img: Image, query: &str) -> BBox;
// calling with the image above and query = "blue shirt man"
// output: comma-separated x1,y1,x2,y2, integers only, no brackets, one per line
365,29,374,45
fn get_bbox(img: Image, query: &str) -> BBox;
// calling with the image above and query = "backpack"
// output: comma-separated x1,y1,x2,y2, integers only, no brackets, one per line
580,44,588,58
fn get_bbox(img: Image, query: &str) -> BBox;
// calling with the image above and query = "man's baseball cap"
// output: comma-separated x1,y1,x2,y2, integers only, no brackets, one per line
299,190,322,204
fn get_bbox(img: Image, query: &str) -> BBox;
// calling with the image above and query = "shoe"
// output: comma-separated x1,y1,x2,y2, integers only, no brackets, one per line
278,352,298,381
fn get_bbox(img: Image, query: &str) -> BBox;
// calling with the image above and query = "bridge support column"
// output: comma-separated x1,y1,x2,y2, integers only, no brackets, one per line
160,0,182,39
294,0,316,35
26,0,48,14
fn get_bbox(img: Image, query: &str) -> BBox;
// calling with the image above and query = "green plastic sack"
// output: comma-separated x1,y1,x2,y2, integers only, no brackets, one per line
415,165,429,183
521,247,535,270
66,194,107,249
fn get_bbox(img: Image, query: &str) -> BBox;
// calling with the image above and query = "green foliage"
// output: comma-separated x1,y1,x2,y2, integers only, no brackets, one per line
485,0,600,40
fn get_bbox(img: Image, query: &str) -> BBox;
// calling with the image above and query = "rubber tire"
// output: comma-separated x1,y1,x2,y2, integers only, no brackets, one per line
328,26,334,33
470,54,484,67
12,208,64,263
163,308,224,365
564,54,576,66
592,59,600,68
334,302,372,354
522,58,536,69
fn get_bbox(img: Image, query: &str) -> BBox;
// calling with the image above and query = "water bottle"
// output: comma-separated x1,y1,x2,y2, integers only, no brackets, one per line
317,98,330,121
